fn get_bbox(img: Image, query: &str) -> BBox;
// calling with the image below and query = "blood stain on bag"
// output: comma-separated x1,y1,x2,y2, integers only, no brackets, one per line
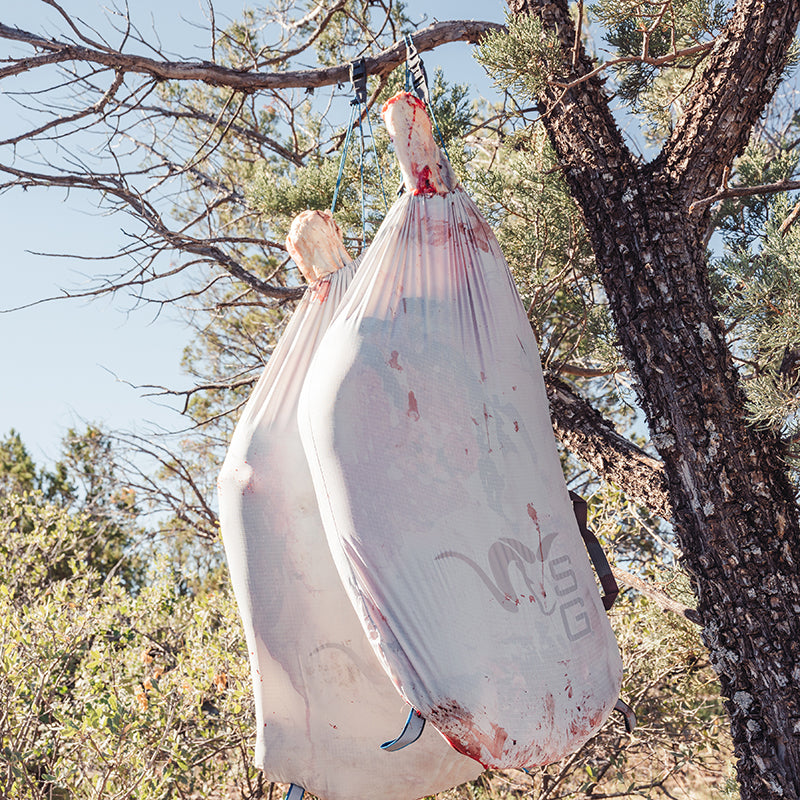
407,391,420,421
431,699,509,766
310,279,331,303
426,219,452,247
415,164,437,196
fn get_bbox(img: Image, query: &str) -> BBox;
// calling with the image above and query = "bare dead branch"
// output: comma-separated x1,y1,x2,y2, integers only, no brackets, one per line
0,162,302,303
140,373,260,414
545,374,671,520
40,0,116,53
0,67,124,146
258,0,349,66
551,39,714,93
780,199,800,236
612,565,701,624
0,19,505,89
689,177,800,212
131,102,305,165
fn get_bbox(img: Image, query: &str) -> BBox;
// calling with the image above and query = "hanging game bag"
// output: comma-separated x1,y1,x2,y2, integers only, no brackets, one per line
299,93,624,770
218,209,483,800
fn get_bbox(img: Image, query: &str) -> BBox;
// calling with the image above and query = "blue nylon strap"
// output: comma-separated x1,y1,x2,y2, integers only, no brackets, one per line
380,708,426,751
331,61,388,234
366,109,388,213
331,103,357,215
284,785,304,800
357,109,366,247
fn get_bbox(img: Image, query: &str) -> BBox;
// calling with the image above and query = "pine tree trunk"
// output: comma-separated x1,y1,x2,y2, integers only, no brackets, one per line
506,0,800,796
587,168,800,800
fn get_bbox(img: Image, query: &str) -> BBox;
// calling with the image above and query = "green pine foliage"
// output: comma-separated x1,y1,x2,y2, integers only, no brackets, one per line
476,12,564,100
712,138,800,472
716,198,800,460
589,0,730,140
467,125,621,376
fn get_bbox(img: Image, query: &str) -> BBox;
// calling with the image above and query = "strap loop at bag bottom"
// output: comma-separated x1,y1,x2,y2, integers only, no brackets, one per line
284,785,304,800
614,698,637,732
381,708,426,751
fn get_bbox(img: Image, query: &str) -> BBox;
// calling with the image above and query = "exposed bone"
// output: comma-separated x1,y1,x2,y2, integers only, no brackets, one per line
381,91,459,196
285,210,352,282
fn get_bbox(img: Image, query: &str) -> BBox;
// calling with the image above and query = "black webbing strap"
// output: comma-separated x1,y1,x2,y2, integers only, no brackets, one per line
404,34,430,105
349,58,368,107
614,698,637,732
569,491,619,611
569,493,637,733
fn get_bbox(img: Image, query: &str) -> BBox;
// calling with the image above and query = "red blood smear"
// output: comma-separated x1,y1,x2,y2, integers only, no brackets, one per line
407,391,420,420
544,692,556,728
528,503,547,591
311,279,331,303
431,700,509,767
483,404,493,451
414,164,437,196
426,219,452,246
381,90,426,116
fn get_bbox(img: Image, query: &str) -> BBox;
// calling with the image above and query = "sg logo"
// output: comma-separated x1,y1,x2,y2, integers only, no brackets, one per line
550,555,591,641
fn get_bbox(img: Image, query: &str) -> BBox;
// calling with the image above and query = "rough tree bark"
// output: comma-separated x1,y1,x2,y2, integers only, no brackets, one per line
506,0,800,796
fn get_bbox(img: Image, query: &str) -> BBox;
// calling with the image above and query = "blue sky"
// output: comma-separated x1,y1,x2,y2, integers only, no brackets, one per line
1,0,506,464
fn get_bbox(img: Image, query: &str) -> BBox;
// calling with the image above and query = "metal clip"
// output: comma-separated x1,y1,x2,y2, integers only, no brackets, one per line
404,34,430,105
349,58,368,106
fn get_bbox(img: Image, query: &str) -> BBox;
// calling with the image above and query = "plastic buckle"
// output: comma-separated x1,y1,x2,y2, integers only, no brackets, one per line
349,58,368,106
404,34,430,105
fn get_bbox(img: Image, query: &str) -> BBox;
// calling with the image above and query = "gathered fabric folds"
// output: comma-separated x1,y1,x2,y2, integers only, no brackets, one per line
298,93,623,770
218,210,482,800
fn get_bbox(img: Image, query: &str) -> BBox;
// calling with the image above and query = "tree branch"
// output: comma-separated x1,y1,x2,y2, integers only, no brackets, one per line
132,102,306,166
0,19,504,90
0,162,301,302
612,565,701,625
688,178,800,213
550,41,713,93
545,375,672,521
505,0,639,217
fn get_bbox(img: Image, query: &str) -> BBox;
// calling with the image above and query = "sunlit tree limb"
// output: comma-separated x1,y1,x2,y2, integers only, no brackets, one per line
0,19,505,89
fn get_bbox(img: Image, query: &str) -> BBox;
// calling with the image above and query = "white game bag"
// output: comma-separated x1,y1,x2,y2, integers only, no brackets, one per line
218,209,483,800
299,94,624,769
